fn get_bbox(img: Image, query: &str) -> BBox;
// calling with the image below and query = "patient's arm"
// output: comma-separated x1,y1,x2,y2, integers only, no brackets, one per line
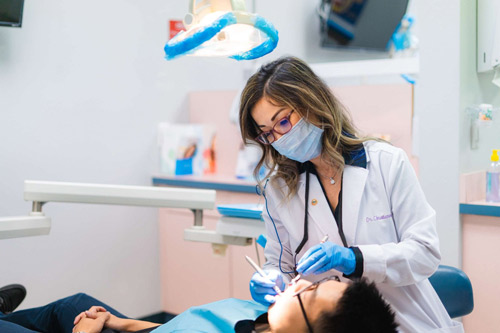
104,313,160,331
83,312,160,331
74,305,160,331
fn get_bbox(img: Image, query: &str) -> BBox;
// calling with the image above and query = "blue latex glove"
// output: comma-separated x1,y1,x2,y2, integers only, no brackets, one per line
249,270,285,307
296,242,356,276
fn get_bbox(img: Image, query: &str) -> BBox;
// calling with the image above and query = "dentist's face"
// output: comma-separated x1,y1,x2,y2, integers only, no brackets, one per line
251,97,301,143
267,278,348,332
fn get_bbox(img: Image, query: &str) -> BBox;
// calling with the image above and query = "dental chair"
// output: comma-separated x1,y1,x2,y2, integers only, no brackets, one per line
428,265,474,318
255,234,474,318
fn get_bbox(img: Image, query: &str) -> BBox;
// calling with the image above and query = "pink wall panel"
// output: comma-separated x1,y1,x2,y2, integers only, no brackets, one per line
333,84,417,172
229,241,265,299
159,208,231,314
159,191,261,313
189,91,240,177
189,84,416,179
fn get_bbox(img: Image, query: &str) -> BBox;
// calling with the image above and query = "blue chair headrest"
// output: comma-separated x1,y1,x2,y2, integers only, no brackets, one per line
428,265,474,318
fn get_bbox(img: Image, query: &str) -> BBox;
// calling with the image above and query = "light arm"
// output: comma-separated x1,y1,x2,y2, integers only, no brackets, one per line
0,180,215,240
24,180,215,210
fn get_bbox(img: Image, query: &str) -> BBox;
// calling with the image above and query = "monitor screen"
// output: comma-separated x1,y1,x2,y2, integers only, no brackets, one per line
0,0,24,28
320,0,409,52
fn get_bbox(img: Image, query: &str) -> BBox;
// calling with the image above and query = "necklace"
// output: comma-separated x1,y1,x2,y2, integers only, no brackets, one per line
316,169,338,185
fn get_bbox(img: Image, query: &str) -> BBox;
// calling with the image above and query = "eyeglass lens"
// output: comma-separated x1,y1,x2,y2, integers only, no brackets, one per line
293,276,341,297
274,117,292,134
255,111,293,144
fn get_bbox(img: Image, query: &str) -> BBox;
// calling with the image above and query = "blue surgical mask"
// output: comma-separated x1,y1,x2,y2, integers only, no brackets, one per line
271,118,324,162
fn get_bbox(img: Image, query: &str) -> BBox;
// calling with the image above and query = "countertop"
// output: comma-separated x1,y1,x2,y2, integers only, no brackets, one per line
153,174,500,216
459,201,500,217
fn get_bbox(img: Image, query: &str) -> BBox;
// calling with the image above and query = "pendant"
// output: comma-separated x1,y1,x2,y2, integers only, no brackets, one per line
329,177,336,185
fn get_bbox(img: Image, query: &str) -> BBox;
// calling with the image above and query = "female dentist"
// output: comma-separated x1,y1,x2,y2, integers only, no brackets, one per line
239,56,463,333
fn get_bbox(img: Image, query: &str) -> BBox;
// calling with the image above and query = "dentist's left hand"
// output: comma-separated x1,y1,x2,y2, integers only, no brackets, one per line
296,241,356,276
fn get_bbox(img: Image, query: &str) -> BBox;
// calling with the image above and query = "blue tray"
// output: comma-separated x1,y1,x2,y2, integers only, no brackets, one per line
217,203,263,220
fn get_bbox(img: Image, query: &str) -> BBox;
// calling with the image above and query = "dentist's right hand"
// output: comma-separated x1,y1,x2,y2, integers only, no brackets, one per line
249,270,285,307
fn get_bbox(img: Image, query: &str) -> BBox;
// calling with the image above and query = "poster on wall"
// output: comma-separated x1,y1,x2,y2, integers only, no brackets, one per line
158,123,216,176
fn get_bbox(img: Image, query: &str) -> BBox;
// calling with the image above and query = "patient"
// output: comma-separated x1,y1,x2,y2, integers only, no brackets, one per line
0,277,397,333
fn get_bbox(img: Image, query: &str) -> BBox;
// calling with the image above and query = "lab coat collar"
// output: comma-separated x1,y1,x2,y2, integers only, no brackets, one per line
297,143,367,174
297,143,368,185
342,143,369,244
342,165,368,245
344,144,367,169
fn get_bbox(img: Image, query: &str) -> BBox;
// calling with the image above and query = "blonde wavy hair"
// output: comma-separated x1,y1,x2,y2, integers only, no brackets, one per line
239,56,370,197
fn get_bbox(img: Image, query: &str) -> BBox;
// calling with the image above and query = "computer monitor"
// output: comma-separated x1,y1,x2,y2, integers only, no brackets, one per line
0,0,25,28
320,0,409,52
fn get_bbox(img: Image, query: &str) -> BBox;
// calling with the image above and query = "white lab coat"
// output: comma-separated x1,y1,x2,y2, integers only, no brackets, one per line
262,141,463,333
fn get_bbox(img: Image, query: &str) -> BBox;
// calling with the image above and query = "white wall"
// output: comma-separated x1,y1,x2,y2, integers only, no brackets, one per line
0,0,249,317
414,1,461,267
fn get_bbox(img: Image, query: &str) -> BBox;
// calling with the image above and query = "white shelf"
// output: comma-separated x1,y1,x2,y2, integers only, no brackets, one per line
310,57,419,79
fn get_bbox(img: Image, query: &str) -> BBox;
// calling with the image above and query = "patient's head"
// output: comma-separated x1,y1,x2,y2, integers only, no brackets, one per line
267,277,398,333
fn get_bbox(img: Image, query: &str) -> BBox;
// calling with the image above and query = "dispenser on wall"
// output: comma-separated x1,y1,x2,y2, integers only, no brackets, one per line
477,0,500,83
491,8,500,87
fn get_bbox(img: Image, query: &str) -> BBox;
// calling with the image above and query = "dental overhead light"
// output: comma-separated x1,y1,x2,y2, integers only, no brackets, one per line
164,0,279,61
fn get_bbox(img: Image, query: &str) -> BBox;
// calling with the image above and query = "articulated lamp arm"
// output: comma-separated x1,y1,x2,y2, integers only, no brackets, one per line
0,180,215,240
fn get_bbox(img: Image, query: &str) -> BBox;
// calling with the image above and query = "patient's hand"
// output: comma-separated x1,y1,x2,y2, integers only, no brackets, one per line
97,312,124,330
74,305,159,332
74,306,107,326
74,306,125,331
72,313,109,333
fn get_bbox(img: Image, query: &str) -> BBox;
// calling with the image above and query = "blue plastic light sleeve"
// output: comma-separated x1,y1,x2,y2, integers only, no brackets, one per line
164,12,237,60
164,12,279,61
230,15,279,61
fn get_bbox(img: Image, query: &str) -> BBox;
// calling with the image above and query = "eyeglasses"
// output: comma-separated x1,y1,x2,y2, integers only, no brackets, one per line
255,110,294,144
294,276,341,333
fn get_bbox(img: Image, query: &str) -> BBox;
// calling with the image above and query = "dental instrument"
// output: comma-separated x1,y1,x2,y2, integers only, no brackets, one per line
245,255,282,295
290,274,301,285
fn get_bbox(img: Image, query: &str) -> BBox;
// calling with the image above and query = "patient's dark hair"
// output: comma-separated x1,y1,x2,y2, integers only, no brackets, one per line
315,278,398,333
